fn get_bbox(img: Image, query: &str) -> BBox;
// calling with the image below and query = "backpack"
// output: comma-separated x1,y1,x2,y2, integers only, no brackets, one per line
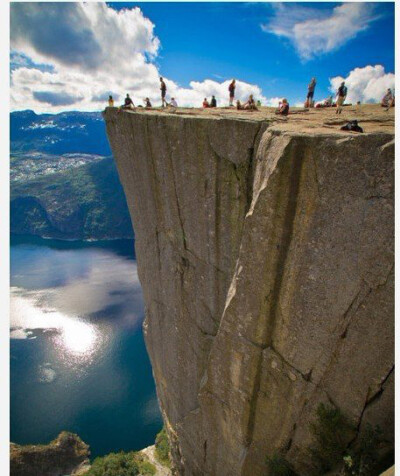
340,120,363,133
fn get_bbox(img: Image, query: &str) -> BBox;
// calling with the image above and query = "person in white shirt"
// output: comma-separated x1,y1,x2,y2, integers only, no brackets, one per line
170,97,178,107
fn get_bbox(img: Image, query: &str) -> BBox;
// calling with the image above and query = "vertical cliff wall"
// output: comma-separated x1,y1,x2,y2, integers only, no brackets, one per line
103,108,394,476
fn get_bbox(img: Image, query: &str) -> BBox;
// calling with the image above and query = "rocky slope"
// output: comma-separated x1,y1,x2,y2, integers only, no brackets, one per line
10,432,90,476
104,105,394,475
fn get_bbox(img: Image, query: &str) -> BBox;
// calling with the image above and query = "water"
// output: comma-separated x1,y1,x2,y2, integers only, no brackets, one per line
10,235,162,458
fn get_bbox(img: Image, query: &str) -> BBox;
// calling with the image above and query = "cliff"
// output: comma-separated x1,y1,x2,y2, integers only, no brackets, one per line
103,105,394,476
10,432,90,476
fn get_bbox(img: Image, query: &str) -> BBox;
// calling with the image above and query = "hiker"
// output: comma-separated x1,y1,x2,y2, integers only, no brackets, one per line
210,95,217,108
120,94,134,110
275,98,289,116
305,77,317,107
340,120,363,133
336,82,347,114
108,95,114,107
381,89,394,109
243,94,258,111
203,98,210,108
257,100,262,107
229,79,236,106
160,77,167,107
170,97,178,107
144,97,152,108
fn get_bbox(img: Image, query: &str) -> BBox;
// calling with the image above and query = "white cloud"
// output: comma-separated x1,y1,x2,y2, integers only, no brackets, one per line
330,65,395,104
10,3,275,112
262,3,380,60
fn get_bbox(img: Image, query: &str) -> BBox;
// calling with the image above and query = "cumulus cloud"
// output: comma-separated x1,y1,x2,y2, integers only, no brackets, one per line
10,3,274,112
11,3,160,72
262,3,380,60
330,65,395,104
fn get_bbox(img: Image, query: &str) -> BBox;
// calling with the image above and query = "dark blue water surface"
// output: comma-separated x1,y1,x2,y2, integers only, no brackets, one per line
10,235,162,458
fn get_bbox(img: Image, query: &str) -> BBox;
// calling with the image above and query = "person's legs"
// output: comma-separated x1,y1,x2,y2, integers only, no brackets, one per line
229,94,234,106
339,96,345,114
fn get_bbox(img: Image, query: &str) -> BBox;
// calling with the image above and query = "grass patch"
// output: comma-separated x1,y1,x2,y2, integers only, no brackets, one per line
155,427,171,468
85,451,155,476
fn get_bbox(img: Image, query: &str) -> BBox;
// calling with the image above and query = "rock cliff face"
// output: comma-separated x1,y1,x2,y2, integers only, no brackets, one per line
103,106,394,476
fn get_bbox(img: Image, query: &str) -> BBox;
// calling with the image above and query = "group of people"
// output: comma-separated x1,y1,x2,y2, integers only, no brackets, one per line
110,77,179,111
304,77,347,114
108,75,395,115
203,96,217,108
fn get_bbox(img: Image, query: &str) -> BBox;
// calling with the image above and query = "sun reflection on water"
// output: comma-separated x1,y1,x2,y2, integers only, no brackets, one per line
54,319,101,361
10,287,105,366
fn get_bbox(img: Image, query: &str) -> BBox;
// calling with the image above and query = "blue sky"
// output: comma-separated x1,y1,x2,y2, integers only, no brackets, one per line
10,2,395,111
112,2,394,102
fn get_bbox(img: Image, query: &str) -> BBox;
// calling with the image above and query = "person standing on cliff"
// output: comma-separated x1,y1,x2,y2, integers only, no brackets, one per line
160,77,167,107
228,79,236,106
306,77,317,107
336,81,348,114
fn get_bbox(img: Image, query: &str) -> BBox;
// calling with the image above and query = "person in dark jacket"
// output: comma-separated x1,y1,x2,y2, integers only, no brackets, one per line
228,79,236,106
275,98,289,116
160,77,167,107
210,95,217,108
119,94,134,111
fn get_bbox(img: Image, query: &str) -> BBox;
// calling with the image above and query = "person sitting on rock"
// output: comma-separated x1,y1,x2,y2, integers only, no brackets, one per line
108,95,114,107
210,95,217,108
119,94,134,112
236,100,243,110
203,98,210,108
170,97,178,107
275,98,289,116
242,94,258,111
381,89,394,109
315,96,333,108
144,97,152,108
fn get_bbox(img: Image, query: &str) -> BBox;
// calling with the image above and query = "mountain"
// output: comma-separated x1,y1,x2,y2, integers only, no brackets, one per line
10,110,111,155
10,110,133,240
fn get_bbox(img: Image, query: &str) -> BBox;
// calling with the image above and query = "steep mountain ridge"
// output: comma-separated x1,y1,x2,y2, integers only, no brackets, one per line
104,105,394,475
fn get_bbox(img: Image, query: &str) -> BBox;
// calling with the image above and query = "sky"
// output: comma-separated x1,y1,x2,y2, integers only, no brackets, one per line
9,2,395,112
